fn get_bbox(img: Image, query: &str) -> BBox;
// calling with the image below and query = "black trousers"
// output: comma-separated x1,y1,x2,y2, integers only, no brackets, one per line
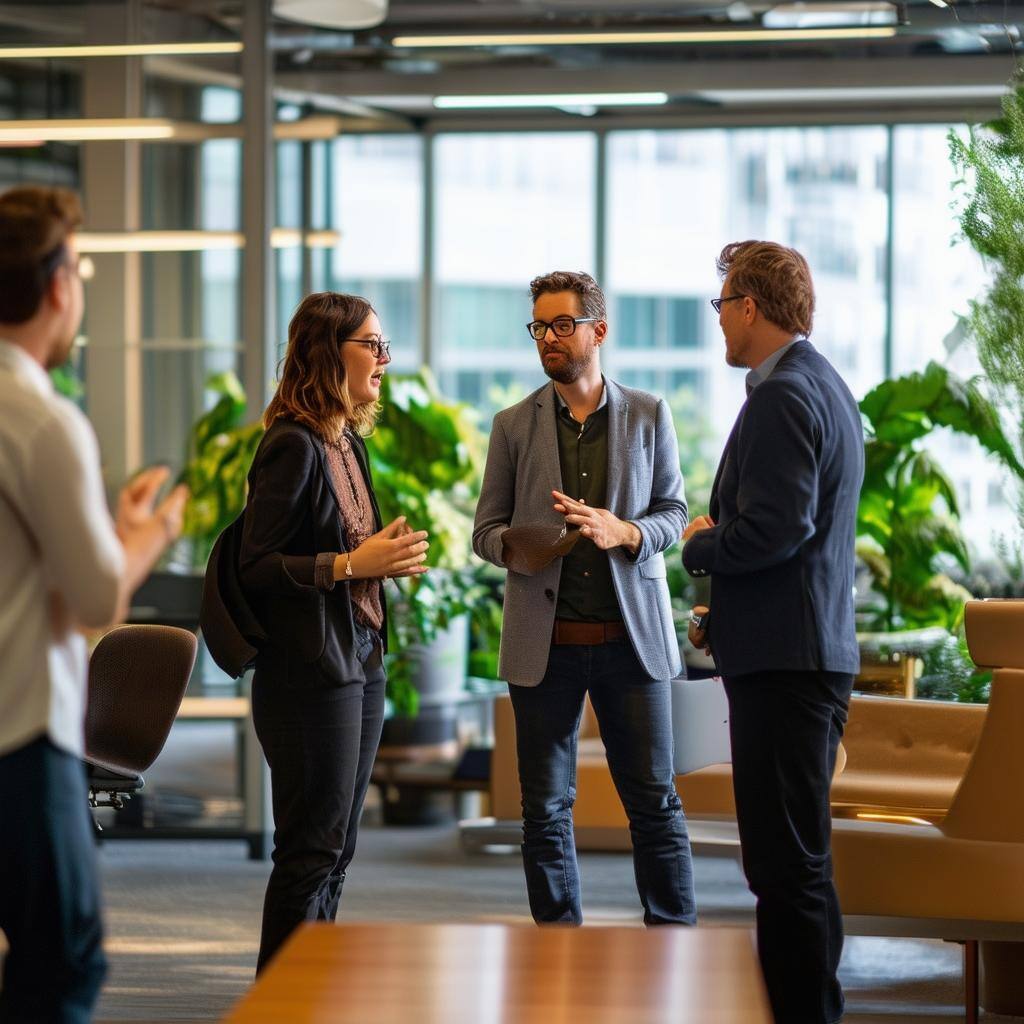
251,651,386,974
722,670,853,1024
0,737,107,1024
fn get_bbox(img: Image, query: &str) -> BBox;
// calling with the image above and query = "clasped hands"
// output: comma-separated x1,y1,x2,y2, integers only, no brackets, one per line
551,490,641,554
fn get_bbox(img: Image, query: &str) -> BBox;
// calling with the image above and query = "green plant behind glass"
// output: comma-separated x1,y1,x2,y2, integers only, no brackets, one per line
179,371,265,569
664,385,716,637
857,361,1024,632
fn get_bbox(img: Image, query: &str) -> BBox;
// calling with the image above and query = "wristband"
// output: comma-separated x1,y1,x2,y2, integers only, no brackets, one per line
345,552,354,578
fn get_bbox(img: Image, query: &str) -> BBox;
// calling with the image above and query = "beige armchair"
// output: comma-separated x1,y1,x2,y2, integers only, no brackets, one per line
831,599,1024,1024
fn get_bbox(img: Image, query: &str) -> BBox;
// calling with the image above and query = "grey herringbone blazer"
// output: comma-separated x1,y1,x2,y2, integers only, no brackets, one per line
472,378,687,686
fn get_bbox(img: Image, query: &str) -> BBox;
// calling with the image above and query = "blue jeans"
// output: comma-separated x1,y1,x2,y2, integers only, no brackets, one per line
508,640,697,926
0,737,107,1024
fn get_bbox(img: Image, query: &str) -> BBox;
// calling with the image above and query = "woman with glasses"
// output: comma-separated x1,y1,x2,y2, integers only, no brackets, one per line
239,291,429,973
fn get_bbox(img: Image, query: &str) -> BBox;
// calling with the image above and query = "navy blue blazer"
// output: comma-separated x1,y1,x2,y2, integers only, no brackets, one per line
682,340,864,678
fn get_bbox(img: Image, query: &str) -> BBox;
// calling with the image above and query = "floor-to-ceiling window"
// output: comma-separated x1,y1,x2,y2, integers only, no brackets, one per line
330,134,424,372
432,132,597,421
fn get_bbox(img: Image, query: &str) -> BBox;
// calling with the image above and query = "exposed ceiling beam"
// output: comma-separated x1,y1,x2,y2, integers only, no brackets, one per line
412,101,1004,132
277,52,1017,96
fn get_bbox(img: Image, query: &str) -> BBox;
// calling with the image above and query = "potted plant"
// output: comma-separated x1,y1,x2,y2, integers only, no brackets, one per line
365,369,501,729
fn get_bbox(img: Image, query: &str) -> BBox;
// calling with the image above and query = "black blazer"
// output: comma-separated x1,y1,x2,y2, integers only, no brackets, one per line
682,340,864,678
238,418,386,688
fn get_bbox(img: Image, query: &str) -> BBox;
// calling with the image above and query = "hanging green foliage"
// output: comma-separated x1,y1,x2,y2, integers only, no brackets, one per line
949,73,1024,427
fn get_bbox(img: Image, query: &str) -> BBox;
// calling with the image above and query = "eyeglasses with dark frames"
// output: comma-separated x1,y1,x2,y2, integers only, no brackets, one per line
339,335,391,361
526,316,599,342
710,294,747,314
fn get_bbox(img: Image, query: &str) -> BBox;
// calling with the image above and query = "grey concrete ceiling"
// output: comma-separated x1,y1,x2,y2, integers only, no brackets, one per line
0,1,1021,126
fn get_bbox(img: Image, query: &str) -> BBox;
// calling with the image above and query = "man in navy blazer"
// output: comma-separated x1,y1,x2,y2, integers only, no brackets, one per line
682,241,864,1024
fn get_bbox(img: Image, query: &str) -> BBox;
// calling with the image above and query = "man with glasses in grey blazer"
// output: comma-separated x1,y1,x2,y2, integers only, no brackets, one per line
473,270,696,927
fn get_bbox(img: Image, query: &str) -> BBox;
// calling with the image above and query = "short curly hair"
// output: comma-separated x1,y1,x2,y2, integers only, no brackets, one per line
716,240,814,338
529,270,606,321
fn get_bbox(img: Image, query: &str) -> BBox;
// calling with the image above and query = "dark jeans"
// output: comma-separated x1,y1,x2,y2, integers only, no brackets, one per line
251,650,386,974
723,670,853,1024
508,640,696,926
0,737,107,1024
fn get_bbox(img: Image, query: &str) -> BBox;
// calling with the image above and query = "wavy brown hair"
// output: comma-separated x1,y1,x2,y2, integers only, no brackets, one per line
264,291,381,439
716,240,814,338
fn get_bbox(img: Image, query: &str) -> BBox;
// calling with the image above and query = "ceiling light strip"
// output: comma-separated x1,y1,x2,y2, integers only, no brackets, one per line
0,42,242,59
434,92,668,109
76,229,340,252
393,27,897,47
0,117,342,143
0,119,178,142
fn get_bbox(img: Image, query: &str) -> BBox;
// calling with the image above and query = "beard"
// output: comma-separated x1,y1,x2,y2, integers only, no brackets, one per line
542,347,593,384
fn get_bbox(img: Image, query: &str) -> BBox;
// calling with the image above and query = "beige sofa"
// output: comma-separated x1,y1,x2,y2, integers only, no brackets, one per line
489,685,985,846
483,600,1024,1022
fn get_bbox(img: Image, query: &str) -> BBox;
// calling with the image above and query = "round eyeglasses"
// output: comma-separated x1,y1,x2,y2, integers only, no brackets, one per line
339,335,391,361
526,316,599,342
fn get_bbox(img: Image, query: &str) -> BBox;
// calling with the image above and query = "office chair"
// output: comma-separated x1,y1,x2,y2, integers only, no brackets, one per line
84,623,197,813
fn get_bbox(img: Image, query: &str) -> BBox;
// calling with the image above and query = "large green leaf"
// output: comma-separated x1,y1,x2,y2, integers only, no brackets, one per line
925,364,1024,477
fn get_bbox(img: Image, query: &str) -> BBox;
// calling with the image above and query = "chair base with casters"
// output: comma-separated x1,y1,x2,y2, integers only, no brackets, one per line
87,758,144,814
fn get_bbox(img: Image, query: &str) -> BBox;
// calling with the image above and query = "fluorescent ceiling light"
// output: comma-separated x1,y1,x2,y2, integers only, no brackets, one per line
392,27,897,47
701,84,1007,103
929,0,949,6
434,92,668,109
0,116,343,143
0,119,178,142
76,229,340,252
763,2,897,29
0,42,242,59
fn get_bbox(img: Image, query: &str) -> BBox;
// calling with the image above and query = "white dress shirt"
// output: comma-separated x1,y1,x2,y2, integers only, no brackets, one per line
0,340,123,758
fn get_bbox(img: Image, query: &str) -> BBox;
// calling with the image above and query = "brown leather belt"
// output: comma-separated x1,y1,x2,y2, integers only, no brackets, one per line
552,619,627,645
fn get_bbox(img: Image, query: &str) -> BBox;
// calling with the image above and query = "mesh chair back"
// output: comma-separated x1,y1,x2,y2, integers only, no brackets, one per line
85,624,197,773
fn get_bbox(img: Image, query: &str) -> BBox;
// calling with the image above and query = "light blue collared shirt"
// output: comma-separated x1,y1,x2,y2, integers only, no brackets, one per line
745,338,800,396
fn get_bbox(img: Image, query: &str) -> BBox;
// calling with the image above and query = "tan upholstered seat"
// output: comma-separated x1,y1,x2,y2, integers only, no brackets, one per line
831,600,1024,1024
490,687,981,835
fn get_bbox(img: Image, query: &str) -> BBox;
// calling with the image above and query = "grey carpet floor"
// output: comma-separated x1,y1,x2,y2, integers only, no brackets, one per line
4,724,1016,1022
89,825,1020,1023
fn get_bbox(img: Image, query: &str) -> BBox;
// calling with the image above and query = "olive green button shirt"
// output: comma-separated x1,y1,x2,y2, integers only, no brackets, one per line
553,386,623,623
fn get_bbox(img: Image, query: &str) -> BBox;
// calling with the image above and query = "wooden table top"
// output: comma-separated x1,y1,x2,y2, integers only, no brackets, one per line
224,922,771,1024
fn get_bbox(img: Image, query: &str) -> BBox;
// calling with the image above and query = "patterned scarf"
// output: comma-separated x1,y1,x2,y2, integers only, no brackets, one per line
324,432,384,631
